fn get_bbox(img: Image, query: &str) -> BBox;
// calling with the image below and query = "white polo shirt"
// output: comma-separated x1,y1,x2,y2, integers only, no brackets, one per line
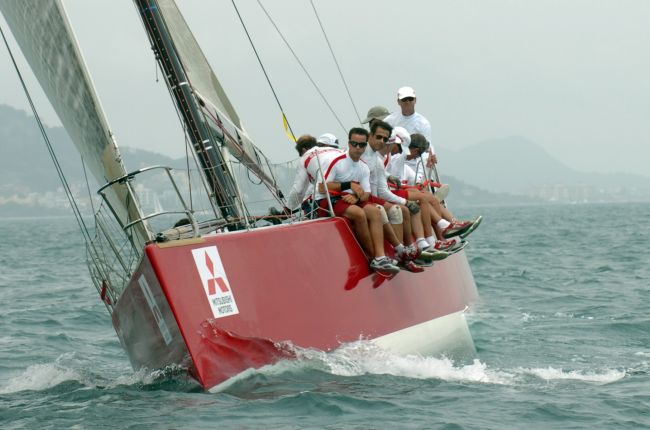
384,111,434,153
362,148,407,205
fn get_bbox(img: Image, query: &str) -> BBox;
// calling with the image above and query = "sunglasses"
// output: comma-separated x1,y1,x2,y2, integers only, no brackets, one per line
348,141,368,148
400,97,415,102
374,135,390,143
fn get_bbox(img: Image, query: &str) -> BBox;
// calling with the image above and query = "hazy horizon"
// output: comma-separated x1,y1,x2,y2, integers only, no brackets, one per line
1,0,648,177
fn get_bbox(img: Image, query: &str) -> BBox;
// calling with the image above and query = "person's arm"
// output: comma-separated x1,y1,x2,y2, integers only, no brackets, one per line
420,117,433,152
318,181,366,201
286,168,310,210
427,149,438,166
358,167,372,202
376,170,407,205
352,181,369,202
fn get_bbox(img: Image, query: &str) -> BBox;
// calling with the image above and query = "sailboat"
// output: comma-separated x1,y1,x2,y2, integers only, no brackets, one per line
1,0,480,391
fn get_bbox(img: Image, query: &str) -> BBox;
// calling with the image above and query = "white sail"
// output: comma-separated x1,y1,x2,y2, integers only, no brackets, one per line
1,0,149,248
156,0,244,131
155,0,278,190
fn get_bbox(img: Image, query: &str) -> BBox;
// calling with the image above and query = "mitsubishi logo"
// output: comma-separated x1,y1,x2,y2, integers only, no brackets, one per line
191,245,240,319
205,252,229,295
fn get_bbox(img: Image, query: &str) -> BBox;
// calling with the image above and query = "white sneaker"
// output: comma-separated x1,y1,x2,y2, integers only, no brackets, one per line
369,257,400,275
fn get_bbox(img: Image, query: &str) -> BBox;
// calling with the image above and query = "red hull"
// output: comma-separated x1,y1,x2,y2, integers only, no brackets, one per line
112,217,478,390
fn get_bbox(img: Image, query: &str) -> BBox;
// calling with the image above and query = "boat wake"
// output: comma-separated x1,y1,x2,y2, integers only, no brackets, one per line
235,340,627,388
1,344,630,395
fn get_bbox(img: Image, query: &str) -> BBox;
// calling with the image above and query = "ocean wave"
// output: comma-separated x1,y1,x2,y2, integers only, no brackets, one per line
0,360,83,394
0,353,191,394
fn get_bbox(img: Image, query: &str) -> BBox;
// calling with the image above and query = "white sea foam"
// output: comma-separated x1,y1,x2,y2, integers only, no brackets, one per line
250,340,627,388
0,356,189,394
259,340,515,385
519,366,625,384
0,361,84,394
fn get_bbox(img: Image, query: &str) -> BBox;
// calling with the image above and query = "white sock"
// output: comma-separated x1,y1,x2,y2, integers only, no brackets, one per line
416,238,429,250
425,235,437,246
395,244,405,255
437,219,451,230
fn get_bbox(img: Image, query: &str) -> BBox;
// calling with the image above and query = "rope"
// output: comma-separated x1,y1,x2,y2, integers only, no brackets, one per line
256,0,348,135
1,23,94,248
309,0,362,124
231,0,297,139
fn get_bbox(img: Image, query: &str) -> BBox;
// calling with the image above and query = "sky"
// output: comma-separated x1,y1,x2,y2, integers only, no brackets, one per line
1,0,649,177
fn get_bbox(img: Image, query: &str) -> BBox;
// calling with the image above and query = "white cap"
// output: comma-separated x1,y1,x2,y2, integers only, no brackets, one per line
388,126,410,146
397,86,416,100
317,133,339,148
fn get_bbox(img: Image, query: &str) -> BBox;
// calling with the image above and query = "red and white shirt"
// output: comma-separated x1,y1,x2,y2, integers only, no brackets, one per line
314,152,370,200
286,147,344,209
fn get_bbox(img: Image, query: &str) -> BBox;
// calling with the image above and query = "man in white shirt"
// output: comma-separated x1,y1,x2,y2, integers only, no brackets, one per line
285,134,343,215
316,127,400,275
384,86,437,166
364,121,450,260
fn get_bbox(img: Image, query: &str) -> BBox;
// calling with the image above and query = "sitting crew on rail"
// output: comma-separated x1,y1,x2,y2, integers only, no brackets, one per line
314,127,400,275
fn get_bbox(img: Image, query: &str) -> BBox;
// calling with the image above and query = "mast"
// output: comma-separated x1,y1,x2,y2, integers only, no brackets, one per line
135,0,244,225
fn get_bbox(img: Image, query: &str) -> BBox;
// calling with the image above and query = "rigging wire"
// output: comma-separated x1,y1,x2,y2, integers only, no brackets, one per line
256,0,348,135
81,156,97,216
0,24,94,247
231,0,297,140
309,0,362,124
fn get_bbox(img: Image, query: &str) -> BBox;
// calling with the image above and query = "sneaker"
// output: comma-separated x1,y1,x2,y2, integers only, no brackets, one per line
441,220,473,239
429,239,457,252
414,258,434,267
459,215,483,239
447,239,468,254
396,247,409,262
400,260,425,273
370,256,400,275
418,249,449,262
434,184,450,202
401,244,421,261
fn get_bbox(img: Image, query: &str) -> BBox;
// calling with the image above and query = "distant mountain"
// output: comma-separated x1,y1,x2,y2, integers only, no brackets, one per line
0,105,82,193
6,104,644,217
437,135,650,202
0,105,182,216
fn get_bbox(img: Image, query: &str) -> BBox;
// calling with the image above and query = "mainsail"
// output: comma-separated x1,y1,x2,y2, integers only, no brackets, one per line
0,0,150,249
149,0,280,200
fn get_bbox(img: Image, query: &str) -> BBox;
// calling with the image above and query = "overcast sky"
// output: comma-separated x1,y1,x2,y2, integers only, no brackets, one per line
1,0,649,177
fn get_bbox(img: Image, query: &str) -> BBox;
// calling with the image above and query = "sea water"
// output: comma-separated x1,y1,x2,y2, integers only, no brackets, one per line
1,203,649,429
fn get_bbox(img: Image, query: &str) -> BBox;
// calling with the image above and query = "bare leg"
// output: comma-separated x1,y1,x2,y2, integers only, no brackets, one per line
430,197,455,221
343,205,373,256
400,205,414,246
364,204,385,258
383,223,400,247
408,189,445,239
409,210,424,243
384,203,404,243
